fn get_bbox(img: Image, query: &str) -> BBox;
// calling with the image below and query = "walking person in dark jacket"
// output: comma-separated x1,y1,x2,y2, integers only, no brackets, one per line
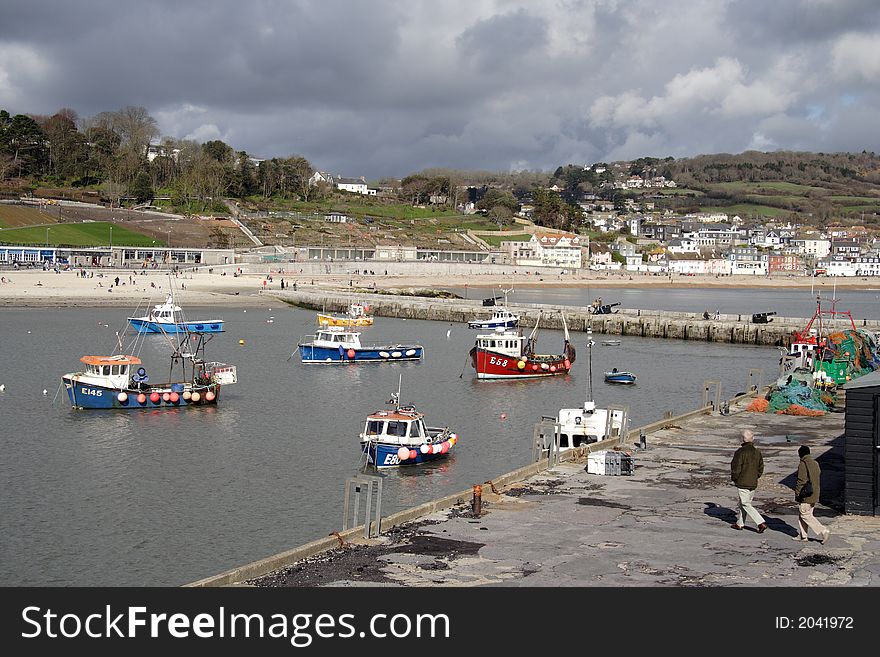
793,446,830,543
730,429,767,532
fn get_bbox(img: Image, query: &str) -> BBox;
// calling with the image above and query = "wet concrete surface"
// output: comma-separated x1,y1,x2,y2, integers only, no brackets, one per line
250,401,880,587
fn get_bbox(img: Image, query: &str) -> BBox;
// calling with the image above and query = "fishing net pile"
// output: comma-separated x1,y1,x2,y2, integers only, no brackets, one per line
765,382,834,415
821,329,880,378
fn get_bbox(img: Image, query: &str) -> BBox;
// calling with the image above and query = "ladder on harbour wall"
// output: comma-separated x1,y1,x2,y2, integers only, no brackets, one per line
342,475,383,539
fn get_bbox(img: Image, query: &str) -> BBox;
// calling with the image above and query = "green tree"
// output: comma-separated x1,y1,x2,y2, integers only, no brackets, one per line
131,170,154,203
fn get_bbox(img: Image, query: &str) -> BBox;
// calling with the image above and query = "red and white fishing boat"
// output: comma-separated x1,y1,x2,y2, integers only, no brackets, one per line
469,311,575,380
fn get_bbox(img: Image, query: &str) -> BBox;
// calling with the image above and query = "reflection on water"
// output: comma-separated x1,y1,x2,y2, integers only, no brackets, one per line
1,305,778,585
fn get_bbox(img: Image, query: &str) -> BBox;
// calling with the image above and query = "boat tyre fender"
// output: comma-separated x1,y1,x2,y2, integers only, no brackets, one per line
379,351,390,358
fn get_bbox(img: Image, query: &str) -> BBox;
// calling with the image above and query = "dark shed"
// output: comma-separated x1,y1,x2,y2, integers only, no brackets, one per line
841,371,880,515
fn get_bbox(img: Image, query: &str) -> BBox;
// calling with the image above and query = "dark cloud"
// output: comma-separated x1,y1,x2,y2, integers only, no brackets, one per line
1,0,879,178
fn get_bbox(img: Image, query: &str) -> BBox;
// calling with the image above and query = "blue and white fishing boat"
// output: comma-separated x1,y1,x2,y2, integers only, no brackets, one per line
297,326,423,364
604,368,636,385
361,379,458,469
61,334,237,410
128,294,224,334
467,287,519,329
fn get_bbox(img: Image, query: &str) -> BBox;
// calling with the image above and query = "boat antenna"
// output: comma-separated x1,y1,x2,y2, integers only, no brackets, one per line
388,374,402,408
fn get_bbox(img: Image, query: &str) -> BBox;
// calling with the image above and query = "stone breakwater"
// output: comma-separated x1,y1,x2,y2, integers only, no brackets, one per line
277,290,880,347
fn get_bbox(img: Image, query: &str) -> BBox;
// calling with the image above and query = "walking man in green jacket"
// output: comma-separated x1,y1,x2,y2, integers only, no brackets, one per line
794,446,830,543
730,429,767,533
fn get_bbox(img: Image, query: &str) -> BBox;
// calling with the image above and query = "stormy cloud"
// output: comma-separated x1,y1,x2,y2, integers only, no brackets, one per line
1,0,879,178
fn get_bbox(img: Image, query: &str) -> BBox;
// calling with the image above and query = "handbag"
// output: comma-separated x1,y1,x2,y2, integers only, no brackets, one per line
796,479,813,502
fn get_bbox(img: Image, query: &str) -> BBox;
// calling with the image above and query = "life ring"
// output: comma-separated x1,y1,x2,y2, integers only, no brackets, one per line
136,367,147,377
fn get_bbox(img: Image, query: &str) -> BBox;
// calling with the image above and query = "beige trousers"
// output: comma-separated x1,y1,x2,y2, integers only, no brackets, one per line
735,487,765,527
797,503,827,538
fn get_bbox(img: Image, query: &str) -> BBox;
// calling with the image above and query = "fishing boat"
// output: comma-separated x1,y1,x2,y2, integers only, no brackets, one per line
298,326,423,364
604,368,636,385
62,334,236,410
541,329,628,451
127,294,224,334
777,295,878,388
360,377,458,468
316,303,374,327
469,311,575,380
467,287,519,329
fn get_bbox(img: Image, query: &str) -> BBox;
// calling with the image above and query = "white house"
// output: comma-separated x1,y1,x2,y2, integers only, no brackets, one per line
529,232,584,269
666,238,700,254
309,171,335,186
336,176,376,196
667,256,732,275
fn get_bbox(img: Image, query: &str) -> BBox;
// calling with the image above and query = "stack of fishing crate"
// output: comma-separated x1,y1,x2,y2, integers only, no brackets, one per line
586,450,634,476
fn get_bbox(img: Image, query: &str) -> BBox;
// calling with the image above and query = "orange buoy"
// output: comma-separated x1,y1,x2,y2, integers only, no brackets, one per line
169,392,179,403
205,391,215,402
550,365,557,372
409,449,418,460
531,364,539,371
149,392,160,403
137,393,147,404
564,359,571,369
347,348,356,358
397,446,410,460
162,392,171,402
500,413,507,420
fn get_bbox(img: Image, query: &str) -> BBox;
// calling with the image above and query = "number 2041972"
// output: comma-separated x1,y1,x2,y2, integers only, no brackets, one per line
775,617,853,629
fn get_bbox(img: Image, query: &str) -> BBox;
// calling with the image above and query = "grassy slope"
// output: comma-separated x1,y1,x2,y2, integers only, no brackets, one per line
0,222,158,247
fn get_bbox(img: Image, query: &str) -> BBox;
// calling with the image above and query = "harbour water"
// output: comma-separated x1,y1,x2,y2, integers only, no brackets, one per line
450,285,880,320
1,303,777,585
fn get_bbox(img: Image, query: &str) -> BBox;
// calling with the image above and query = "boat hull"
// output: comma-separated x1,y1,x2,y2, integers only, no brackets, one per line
128,319,224,334
362,441,454,469
316,314,374,327
604,374,636,385
62,376,220,409
298,344,423,364
471,348,571,380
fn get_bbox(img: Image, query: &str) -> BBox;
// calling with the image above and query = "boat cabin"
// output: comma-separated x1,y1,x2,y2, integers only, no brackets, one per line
148,296,181,322
556,401,626,448
77,355,142,388
475,328,524,358
361,408,427,446
313,327,362,348
348,303,369,318
490,309,517,322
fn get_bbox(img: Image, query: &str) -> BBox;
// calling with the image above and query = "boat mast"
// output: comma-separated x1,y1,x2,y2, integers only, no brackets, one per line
586,327,595,407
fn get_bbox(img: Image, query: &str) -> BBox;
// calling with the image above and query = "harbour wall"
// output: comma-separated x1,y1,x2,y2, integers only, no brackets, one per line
186,383,768,587
276,290,880,347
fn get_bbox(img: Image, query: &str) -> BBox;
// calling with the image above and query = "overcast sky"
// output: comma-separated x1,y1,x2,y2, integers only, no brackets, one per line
2,0,879,179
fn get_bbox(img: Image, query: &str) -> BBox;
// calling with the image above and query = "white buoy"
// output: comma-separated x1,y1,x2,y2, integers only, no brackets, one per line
446,329,451,338
42,389,48,395
27,331,31,334
0,384,5,392
243,310,247,313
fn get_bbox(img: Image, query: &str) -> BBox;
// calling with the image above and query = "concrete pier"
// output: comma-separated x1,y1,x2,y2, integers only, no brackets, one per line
189,392,880,588
276,289,880,347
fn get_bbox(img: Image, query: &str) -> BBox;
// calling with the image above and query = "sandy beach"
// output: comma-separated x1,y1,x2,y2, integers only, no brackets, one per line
0,267,876,307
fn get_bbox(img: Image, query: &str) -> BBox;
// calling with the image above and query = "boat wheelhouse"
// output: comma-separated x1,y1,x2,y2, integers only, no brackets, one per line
128,294,224,334
470,311,574,380
541,330,628,451
298,326,423,364
360,382,457,468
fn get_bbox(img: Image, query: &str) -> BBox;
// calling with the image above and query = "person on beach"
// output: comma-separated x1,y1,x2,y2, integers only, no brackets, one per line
730,429,767,533
793,446,830,543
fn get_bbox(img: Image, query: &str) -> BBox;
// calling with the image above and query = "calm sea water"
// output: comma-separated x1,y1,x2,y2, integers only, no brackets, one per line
449,284,880,320
1,302,777,585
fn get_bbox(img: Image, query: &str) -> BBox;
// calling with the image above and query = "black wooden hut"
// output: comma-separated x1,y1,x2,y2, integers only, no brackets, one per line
841,372,880,515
